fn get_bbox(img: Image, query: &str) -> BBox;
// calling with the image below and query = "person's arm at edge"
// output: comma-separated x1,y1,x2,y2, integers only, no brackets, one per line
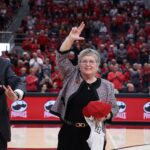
3,85,24,101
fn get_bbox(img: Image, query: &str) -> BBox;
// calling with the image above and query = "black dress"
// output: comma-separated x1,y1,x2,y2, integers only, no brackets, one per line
57,78,101,150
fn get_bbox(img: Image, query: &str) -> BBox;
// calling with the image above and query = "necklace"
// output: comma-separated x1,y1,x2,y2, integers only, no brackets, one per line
85,77,97,90
86,83,91,90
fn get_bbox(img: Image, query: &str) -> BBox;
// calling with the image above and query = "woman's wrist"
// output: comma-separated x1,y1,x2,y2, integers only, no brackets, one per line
67,35,75,42
60,36,75,52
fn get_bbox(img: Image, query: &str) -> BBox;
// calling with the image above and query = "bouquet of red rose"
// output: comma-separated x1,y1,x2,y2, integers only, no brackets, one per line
82,101,112,150
82,100,112,119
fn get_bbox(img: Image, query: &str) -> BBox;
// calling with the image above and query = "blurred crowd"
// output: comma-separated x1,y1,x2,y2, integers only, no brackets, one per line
0,0,22,30
1,0,150,94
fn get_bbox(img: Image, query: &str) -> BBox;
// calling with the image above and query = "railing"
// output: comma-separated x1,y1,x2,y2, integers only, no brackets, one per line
0,31,15,53
0,31,14,43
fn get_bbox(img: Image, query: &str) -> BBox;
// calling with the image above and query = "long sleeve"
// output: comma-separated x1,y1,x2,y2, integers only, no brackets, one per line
56,51,75,79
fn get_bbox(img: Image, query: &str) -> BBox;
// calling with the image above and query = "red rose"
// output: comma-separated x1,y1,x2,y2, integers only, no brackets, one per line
82,101,112,119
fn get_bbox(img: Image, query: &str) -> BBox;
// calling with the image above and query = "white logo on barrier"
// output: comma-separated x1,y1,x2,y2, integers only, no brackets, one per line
44,100,55,112
117,101,126,113
143,102,150,114
11,100,27,112
44,100,57,118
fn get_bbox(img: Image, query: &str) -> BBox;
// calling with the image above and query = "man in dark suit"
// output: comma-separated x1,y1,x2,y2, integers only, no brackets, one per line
0,57,26,150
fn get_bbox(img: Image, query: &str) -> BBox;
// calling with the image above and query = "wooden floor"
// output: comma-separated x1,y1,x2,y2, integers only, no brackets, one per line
8,123,150,150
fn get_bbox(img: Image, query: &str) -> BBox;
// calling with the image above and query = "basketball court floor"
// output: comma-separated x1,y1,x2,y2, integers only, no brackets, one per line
8,123,150,150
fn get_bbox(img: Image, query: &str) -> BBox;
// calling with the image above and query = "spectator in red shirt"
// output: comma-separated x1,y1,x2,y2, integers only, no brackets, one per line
107,45,116,62
30,39,40,52
51,67,63,88
22,38,32,51
107,64,125,92
26,67,39,92
49,81,60,93
127,42,139,64
49,52,56,72
37,30,49,52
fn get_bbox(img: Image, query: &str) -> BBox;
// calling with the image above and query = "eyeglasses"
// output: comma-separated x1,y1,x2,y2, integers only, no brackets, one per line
80,60,97,65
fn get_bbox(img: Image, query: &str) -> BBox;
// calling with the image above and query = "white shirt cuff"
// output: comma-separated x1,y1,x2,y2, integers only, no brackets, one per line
14,89,24,100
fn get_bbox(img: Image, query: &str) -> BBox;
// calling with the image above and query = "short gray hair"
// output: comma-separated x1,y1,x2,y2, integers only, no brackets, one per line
78,48,101,65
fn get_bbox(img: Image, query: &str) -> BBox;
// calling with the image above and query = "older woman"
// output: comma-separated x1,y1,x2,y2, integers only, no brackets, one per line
50,22,118,150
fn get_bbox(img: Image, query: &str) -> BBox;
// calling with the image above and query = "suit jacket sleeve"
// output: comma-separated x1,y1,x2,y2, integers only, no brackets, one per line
5,59,26,99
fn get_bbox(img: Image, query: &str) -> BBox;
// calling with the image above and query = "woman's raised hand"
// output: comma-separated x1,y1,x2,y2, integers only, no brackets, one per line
68,22,85,41
60,22,85,52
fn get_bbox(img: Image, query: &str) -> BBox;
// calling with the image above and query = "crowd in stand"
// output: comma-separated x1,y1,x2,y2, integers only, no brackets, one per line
1,0,150,94
0,0,22,31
